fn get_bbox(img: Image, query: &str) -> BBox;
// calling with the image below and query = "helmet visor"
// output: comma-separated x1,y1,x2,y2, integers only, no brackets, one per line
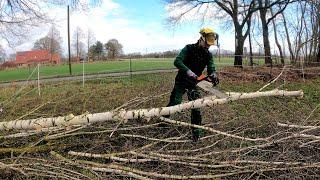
205,33,217,45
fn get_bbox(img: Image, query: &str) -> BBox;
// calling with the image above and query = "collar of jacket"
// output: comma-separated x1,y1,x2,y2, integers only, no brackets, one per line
195,40,209,51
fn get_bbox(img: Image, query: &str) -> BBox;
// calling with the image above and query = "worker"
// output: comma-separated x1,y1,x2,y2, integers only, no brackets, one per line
164,28,219,141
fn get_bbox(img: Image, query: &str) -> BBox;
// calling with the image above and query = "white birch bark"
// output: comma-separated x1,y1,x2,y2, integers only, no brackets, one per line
0,89,303,131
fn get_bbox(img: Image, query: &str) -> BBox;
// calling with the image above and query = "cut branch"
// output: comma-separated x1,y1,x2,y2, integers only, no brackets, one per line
0,90,303,131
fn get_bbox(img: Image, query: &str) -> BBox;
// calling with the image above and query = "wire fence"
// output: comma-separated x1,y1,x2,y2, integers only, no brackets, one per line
0,54,319,89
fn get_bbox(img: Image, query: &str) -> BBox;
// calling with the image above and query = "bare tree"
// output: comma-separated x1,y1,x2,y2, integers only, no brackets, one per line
0,45,6,63
280,11,294,63
33,37,62,55
317,45,320,62
270,8,284,65
0,0,46,46
0,0,99,46
257,0,293,67
47,25,63,54
165,0,297,68
315,3,320,63
242,1,255,67
86,29,96,61
78,41,86,59
72,27,85,59
277,1,320,65
166,0,259,68
294,1,306,64
305,1,319,63
33,26,63,55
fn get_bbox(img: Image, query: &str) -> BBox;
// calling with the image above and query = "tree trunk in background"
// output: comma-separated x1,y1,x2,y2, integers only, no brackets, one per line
249,26,253,67
234,30,245,68
303,16,309,63
271,9,284,65
213,0,255,68
245,13,253,67
76,34,79,59
317,45,320,63
309,4,315,61
316,4,320,63
295,2,306,65
259,2,272,67
281,12,294,64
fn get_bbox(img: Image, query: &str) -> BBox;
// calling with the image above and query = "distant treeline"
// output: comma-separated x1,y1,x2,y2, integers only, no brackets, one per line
122,50,180,59
122,49,237,59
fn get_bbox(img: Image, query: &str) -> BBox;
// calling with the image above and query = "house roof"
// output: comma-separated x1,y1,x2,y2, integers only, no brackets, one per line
16,50,60,64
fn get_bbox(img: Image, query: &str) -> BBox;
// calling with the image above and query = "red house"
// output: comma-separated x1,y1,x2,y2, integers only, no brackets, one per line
15,50,61,65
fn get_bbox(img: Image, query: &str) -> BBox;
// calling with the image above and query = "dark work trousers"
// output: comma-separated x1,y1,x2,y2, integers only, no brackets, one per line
166,81,202,126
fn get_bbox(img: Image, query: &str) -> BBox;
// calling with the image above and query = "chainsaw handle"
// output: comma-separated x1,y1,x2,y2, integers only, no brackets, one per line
197,74,207,82
197,74,219,87
197,74,212,83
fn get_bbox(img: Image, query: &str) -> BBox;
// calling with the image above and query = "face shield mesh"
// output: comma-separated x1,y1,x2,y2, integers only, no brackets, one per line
205,33,217,45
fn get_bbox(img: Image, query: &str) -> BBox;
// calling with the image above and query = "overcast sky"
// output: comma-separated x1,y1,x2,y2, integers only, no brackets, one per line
3,0,236,56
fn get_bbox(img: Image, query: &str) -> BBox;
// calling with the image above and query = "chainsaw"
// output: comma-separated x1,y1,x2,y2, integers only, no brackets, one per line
196,74,228,98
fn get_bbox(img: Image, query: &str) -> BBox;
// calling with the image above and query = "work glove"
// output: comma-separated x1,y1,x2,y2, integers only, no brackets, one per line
209,73,219,86
186,70,198,80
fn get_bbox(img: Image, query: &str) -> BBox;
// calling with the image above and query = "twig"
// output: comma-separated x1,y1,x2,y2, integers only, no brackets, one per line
129,151,239,169
148,152,213,162
166,138,223,153
107,163,252,179
45,122,162,140
299,140,320,147
258,66,286,92
305,103,320,121
23,167,79,180
68,151,153,163
50,151,151,180
86,166,152,180
109,117,125,138
295,133,320,140
13,134,49,164
45,125,88,140
277,122,319,129
13,101,50,121
1,127,65,139
160,117,268,142
121,134,193,143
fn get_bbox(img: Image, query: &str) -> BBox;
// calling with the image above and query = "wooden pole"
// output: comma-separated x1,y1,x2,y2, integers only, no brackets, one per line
37,64,40,96
67,5,72,75
82,58,85,87
129,57,132,85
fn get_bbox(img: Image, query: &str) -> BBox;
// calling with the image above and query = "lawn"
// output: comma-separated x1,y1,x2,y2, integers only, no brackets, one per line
0,59,174,83
0,57,236,83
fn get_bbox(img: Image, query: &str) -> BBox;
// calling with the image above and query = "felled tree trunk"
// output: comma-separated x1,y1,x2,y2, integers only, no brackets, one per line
0,90,303,131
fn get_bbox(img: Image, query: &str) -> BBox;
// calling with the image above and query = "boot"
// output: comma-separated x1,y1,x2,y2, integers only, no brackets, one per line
192,128,204,142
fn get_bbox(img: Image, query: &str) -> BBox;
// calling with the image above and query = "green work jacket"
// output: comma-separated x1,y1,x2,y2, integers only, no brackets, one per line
174,42,216,86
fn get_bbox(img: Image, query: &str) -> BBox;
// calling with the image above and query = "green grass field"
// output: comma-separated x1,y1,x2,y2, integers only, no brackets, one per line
0,59,175,83
0,57,235,83
0,56,264,83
